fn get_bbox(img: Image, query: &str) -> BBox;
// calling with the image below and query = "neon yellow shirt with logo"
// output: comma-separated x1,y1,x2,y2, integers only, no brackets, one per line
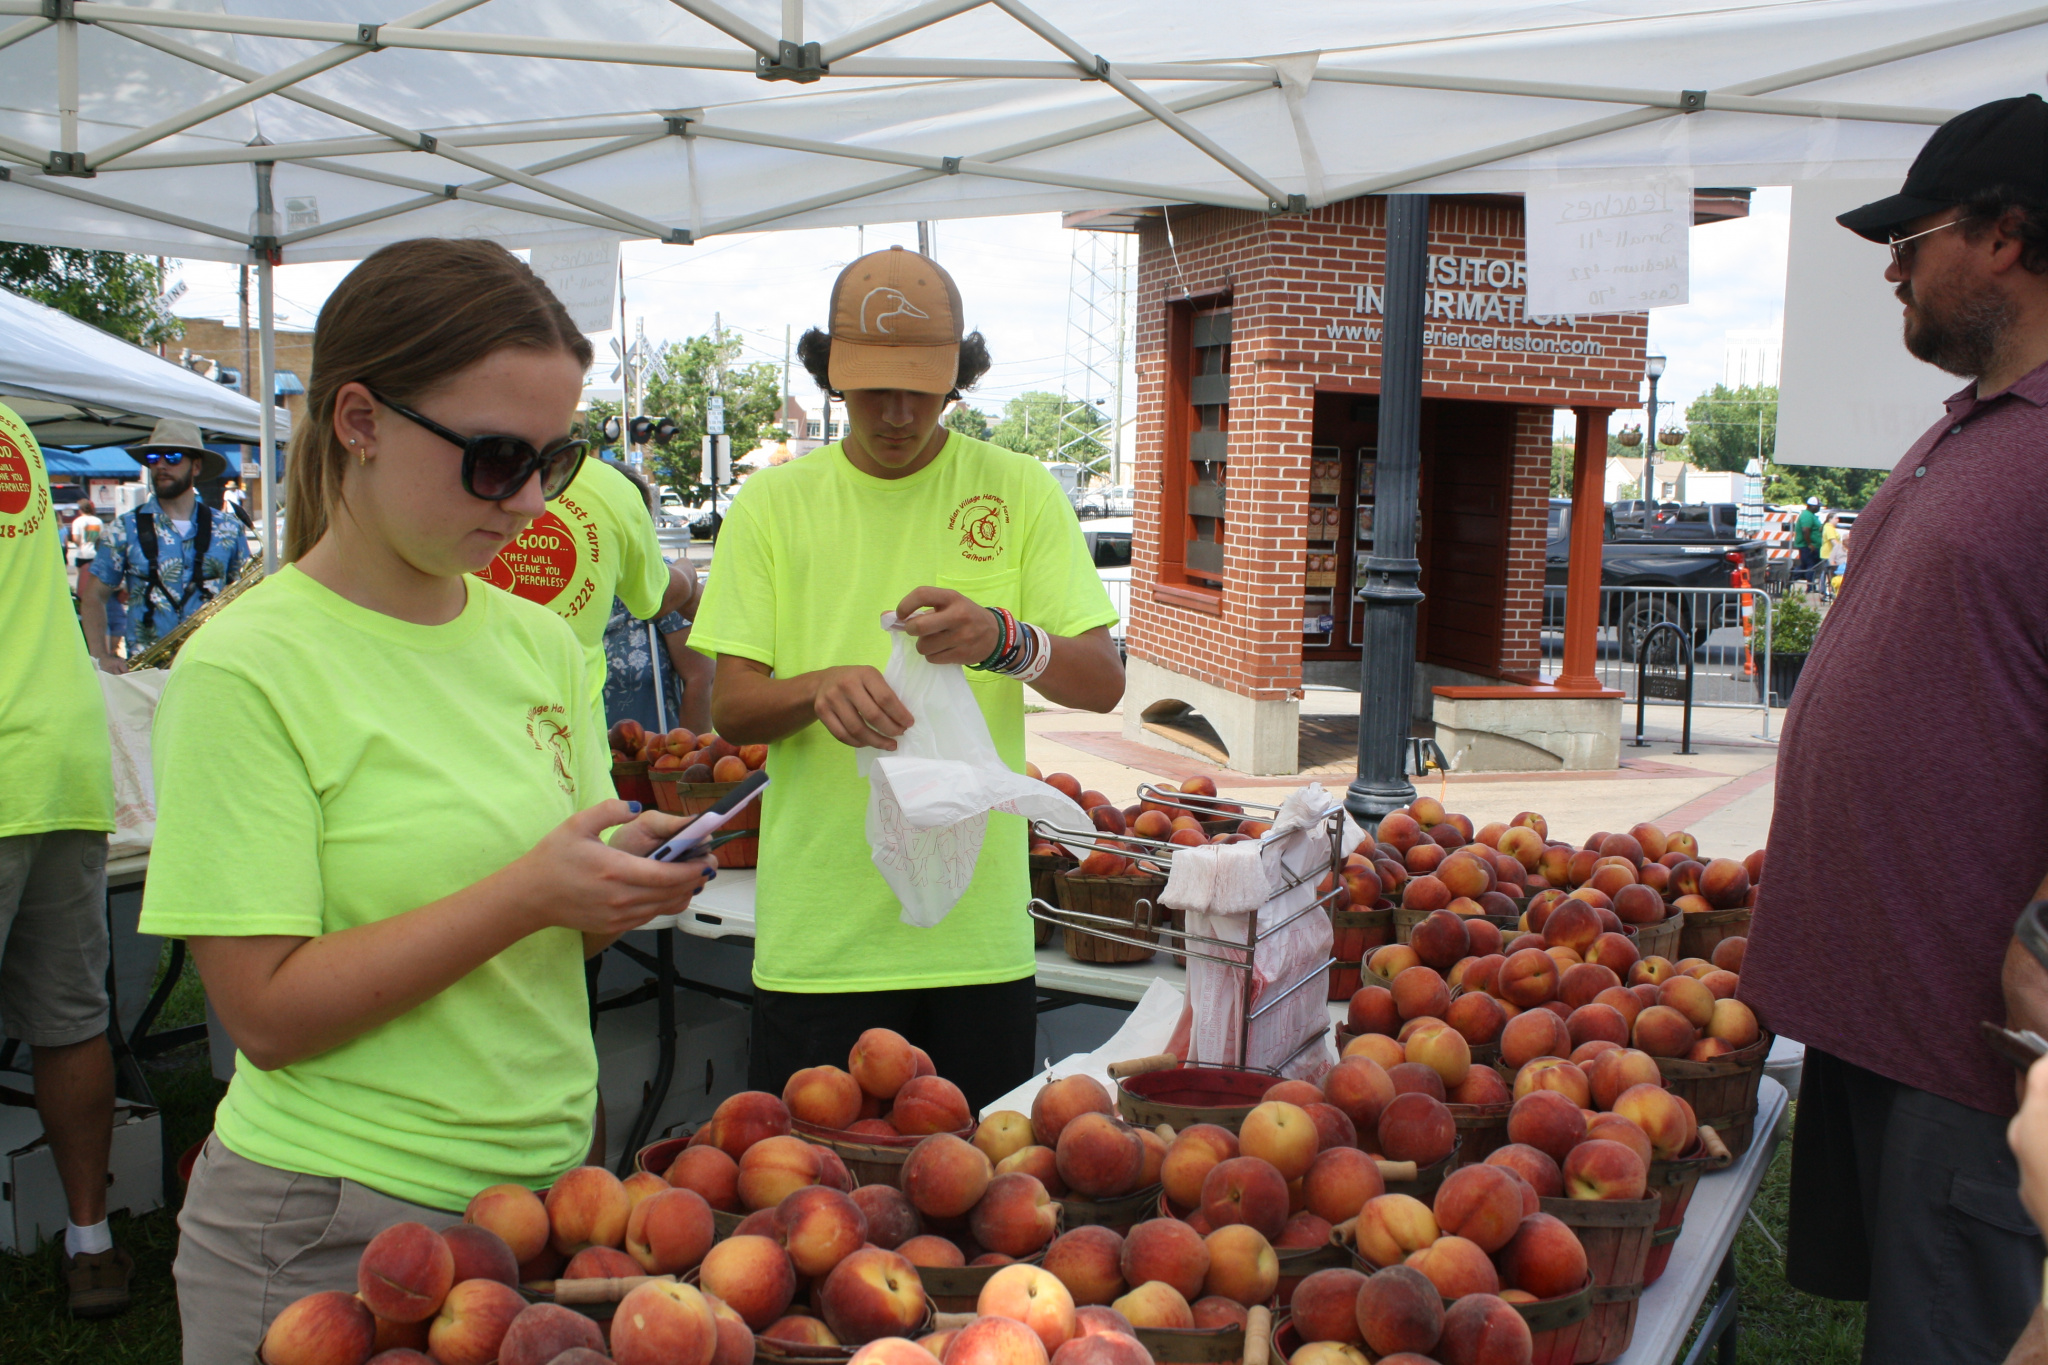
480,458,668,700
0,403,112,838
138,566,607,1209
688,432,1119,993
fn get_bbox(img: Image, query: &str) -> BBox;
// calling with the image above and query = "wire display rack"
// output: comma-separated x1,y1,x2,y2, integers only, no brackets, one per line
1029,793,1345,1071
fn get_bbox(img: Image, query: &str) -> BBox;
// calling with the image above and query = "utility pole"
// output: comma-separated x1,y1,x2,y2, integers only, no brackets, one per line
782,323,792,440
917,221,931,257
1111,236,1128,486
238,265,252,398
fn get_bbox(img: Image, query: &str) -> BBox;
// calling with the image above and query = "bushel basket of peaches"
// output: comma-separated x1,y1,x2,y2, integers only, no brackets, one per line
621,724,769,868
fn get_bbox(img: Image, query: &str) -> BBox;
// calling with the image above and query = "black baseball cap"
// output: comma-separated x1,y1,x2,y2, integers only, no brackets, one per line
1838,94,2048,242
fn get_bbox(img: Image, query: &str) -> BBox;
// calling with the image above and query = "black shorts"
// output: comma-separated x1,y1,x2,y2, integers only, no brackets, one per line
1787,1047,2043,1363
748,977,1039,1117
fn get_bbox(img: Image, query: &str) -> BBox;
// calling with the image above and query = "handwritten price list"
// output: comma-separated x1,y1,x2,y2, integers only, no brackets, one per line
1523,176,1691,316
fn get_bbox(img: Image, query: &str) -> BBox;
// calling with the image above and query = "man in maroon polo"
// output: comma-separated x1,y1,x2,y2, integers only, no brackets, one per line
1740,95,2048,1363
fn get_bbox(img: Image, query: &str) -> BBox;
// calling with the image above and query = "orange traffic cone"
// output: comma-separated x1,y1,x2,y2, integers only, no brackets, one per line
1733,567,1757,675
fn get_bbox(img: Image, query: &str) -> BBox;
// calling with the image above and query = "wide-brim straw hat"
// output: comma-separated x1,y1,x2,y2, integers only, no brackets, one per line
128,417,228,482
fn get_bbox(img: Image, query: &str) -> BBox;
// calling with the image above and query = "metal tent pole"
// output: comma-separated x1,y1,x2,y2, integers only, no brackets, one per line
1346,194,1429,826
255,161,280,571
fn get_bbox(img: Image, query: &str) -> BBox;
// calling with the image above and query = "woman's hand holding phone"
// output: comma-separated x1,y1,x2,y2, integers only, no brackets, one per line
515,801,715,938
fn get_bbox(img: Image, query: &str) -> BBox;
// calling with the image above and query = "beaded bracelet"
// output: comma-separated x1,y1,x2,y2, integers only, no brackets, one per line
972,606,1052,681
1015,623,1054,684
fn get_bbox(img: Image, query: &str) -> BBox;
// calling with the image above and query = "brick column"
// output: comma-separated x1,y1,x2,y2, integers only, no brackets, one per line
1556,406,1611,690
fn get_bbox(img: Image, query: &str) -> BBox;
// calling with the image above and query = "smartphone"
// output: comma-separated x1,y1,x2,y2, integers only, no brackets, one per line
646,770,769,863
1982,1020,2048,1071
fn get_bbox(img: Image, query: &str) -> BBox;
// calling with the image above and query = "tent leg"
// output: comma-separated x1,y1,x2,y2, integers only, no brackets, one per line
258,255,278,572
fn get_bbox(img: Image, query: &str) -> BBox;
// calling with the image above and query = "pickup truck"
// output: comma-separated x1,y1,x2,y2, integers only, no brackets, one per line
1607,501,1744,542
1544,499,1770,657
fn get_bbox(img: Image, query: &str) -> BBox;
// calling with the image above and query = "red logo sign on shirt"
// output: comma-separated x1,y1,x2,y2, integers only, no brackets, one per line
948,494,1010,564
480,511,579,604
0,431,31,516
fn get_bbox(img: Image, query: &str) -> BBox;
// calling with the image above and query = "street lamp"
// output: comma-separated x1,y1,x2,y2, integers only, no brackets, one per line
1643,354,1667,516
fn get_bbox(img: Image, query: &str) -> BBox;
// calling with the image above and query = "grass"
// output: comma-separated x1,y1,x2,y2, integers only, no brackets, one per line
0,959,1869,1365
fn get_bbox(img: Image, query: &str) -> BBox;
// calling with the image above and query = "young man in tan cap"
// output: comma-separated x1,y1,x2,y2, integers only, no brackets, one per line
690,246,1124,1110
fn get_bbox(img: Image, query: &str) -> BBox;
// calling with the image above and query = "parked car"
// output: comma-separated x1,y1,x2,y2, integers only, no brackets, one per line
1607,500,1743,542
689,494,733,539
1545,499,1769,658
1082,518,1132,568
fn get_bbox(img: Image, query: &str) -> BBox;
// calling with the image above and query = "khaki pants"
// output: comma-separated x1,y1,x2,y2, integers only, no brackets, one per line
173,1133,457,1365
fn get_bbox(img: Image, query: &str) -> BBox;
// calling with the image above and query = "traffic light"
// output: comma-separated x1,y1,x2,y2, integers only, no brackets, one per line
628,416,655,445
601,415,623,444
653,417,679,444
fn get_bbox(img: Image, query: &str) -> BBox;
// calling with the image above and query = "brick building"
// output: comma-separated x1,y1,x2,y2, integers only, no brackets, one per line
1076,193,1736,775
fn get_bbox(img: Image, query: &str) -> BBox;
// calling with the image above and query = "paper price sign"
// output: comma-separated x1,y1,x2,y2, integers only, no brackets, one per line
1523,177,1690,316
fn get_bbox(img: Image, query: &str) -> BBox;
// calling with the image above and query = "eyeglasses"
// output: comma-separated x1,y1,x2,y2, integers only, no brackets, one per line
366,389,588,502
1888,217,1960,269
138,451,190,466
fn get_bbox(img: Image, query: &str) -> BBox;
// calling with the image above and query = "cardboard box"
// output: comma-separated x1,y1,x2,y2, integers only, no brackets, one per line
594,989,749,1170
0,1078,162,1251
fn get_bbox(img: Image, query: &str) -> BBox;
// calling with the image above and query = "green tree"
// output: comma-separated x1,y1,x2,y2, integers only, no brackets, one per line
579,397,621,454
1763,461,1886,511
1550,441,1574,497
639,329,781,492
990,391,1105,466
0,246,184,346
943,403,991,441
1683,383,1777,473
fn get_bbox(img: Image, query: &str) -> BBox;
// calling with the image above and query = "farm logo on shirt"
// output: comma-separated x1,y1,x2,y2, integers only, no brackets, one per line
479,489,604,619
948,494,1010,564
525,703,576,794
0,428,33,518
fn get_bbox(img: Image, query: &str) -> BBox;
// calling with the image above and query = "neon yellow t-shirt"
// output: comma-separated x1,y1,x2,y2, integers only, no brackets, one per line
137,566,609,1210
480,458,668,700
687,432,1118,994
0,403,112,838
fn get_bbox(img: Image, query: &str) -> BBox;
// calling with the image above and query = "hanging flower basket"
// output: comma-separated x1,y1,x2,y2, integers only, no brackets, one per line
1658,427,1687,446
1616,425,1643,447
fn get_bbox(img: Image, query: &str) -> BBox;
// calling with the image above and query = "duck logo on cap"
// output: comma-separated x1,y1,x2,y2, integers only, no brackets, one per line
860,287,930,337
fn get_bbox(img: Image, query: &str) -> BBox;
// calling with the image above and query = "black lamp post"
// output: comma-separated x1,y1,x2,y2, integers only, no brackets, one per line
1643,353,1667,511
1346,195,1430,827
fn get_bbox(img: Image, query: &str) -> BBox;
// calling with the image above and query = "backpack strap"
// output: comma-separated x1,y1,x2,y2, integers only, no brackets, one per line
189,502,216,604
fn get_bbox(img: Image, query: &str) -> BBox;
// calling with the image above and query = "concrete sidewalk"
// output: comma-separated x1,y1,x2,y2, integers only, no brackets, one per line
1023,691,1781,864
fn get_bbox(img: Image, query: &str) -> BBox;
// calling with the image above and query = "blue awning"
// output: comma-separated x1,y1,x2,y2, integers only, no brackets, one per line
44,446,140,478
274,371,305,398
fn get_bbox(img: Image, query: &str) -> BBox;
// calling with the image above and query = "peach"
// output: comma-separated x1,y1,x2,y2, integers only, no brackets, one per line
1288,1267,1368,1345
1707,997,1761,1049
1449,1066,1511,1106
1202,1224,1279,1306
666,1146,743,1212
627,1187,718,1276
851,1029,921,1101
1672,893,1714,916
1191,1296,1251,1330
1631,1004,1698,1058
1046,773,1084,801
1304,1146,1385,1223
1500,1008,1568,1069
355,1222,456,1325
463,1184,551,1265
260,1290,377,1365
1318,1060,1395,1136
972,1173,1060,1258
1342,1034,1408,1071
1387,1062,1447,1103
1161,1124,1239,1209
1658,976,1717,1030
1689,1038,1737,1062
1593,986,1644,1031
707,1091,794,1161
1505,1091,1584,1165
899,1235,968,1269
1306,1102,1358,1154
765,1316,840,1348
947,1314,1051,1365
1613,1084,1698,1160
499,1303,607,1365
544,1168,633,1258
1350,1193,1440,1270
852,1184,923,1250
1044,1226,1126,1305
1498,1212,1588,1300
1390,966,1451,1022
1288,1345,1370,1365
979,1264,1078,1356
1566,1003,1630,1050
787,1066,866,1131
1378,811,1426,849
855,1341,947,1365
738,1135,826,1210
427,1279,527,1365
998,1146,1067,1198
1346,986,1402,1036
1355,1263,1444,1357
1583,933,1638,982
1056,1112,1146,1198
1585,1047,1662,1111
1583,1114,1653,1169
1073,1306,1136,1340
1110,1279,1194,1331
1049,1332,1151,1365
1497,949,1559,1008
1368,943,1423,982
1433,1166,1521,1258
1377,1092,1456,1167
1484,1144,1563,1198
612,1280,722,1365
1514,1058,1590,1109
1699,858,1751,909
623,1170,669,1211
1200,1155,1292,1240
439,1224,518,1289
973,1253,1018,1268
1240,1101,1321,1181
1401,871,1452,910
1133,810,1175,840
1698,969,1741,1000
1610,884,1665,927
1032,1075,1115,1148
1563,1139,1647,1201
1437,1293,1533,1365
894,1076,973,1136
905,1133,993,1218
1405,1233,1500,1298
563,1245,641,1280
699,1235,797,1329
1711,936,1747,973
820,1247,928,1345
1411,909,1473,969
731,1207,784,1241
779,1185,868,1279
1405,1022,1473,1089
1444,991,1507,1049
1264,1079,1327,1109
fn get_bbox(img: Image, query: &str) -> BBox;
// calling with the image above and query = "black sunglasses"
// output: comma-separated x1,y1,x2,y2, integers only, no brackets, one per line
366,389,588,502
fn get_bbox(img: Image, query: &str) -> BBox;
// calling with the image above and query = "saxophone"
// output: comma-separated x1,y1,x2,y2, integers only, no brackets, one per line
126,555,266,669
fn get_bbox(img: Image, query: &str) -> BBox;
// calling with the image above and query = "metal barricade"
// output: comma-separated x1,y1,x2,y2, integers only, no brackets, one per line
1100,572,1130,641
1540,584,1781,734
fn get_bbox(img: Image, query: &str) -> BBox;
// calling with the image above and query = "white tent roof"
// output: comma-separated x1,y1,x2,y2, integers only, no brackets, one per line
0,284,290,445
0,0,2042,264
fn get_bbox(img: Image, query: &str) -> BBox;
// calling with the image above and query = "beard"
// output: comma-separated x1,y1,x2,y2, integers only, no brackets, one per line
152,467,196,500
1899,277,2016,378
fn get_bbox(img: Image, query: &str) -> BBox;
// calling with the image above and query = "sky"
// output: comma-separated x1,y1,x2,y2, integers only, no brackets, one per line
167,186,1792,454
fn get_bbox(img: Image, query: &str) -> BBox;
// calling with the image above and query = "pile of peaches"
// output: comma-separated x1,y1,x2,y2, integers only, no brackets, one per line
1024,771,1272,876
1332,802,1759,929
610,720,767,785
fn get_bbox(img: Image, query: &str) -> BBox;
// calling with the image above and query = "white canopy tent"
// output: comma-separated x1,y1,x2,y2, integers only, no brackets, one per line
1,0,2043,560
0,283,288,447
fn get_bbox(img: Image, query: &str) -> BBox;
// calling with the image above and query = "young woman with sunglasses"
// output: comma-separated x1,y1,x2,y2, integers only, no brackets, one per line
137,239,717,1363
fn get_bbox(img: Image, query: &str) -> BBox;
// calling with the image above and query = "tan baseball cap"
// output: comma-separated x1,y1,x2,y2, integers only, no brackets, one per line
827,246,963,395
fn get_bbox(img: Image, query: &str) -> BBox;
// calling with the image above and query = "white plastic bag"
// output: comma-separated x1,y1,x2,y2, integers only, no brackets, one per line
857,614,1090,928
99,668,167,858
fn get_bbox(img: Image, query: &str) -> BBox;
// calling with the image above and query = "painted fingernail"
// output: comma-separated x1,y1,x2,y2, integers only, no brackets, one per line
627,800,643,814
703,868,718,880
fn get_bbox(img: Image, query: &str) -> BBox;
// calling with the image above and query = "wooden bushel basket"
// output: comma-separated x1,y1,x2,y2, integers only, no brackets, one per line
914,1220,1059,1311
1654,1030,1773,1158
1328,906,1392,1001
1677,906,1751,962
756,1300,938,1365
1053,869,1168,964
791,1117,977,1190
635,1135,744,1239
648,775,763,868
1631,911,1683,962
1148,1304,1272,1365
1117,1066,1273,1134
1057,1181,1163,1234
1029,851,1074,948
611,758,656,807
1538,1195,1659,1364
1447,1093,1514,1170
1643,1141,1715,1285
1394,906,1519,944
1381,1139,1460,1204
